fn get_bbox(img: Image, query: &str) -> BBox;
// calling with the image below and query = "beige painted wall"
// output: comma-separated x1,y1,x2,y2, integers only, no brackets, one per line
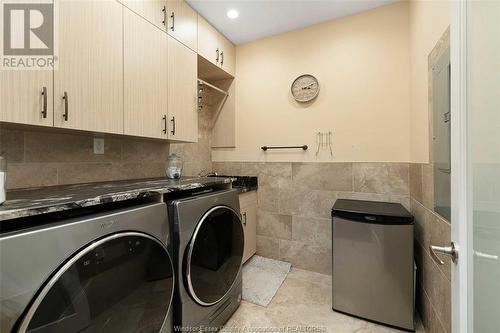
409,0,450,163
212,2,411,163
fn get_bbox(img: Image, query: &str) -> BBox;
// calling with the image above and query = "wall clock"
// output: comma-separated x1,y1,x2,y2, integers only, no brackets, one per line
291,74,320,102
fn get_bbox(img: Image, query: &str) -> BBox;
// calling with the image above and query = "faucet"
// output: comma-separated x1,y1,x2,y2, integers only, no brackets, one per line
198,170,218,177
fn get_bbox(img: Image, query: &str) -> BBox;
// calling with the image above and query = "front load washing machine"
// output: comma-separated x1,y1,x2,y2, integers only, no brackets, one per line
0,202,175,333
168,189,243,332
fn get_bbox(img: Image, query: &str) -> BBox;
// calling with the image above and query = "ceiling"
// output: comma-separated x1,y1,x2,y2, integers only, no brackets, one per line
186,0,400,45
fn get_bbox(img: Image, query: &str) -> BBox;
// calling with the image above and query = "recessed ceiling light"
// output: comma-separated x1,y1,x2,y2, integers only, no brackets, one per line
227,9,239,19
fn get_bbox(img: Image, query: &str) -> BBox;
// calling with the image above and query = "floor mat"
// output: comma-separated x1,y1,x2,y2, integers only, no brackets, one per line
242,255,291,307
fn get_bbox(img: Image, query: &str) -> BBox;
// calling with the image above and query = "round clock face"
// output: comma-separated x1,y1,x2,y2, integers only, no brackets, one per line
291,74,320,102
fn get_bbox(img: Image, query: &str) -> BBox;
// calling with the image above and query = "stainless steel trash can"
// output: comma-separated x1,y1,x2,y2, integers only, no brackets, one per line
332,199,414,331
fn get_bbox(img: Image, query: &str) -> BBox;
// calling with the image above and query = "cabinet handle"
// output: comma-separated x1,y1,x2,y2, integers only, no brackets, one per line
62,91,68,121
162,6,166,26
220,50,224,66
170,11,175,31
242,212,247,226
216,48,219,63
170,116,176,135
162,115,167,134
41,86,47,118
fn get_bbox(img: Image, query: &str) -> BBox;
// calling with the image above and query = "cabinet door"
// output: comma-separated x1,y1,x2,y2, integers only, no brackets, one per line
166,0,197,52
219,35,235,77
167,36,198,142
124,8,168,139
55,0,123,134
240,192,257,263
0,71,53,127
197,15,219,67
121,0,167,31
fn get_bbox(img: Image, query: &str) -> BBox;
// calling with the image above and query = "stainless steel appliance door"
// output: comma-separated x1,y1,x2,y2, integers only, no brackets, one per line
17,232,174,333
184,206,244,306
332,217,414,330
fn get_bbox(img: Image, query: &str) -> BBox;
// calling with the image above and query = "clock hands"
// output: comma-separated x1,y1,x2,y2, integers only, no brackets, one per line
301,82,315,90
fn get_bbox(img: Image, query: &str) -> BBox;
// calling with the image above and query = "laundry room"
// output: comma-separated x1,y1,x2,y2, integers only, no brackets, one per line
1,0,499,333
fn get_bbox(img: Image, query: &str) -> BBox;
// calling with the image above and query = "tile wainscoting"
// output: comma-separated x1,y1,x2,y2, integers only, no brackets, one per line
410,163,451,333
213,161,411,275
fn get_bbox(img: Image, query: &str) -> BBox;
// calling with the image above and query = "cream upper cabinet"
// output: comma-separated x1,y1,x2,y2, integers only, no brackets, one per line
197,15,235,77
166,0,197,52
197,15,219,66
124,8,168,139
167,36,198,142
55,0,123,134
0,71,53,127
219,35,235,77
121,0,167,31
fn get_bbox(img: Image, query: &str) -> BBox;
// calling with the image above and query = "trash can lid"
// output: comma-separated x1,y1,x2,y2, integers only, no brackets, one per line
332,199,414,225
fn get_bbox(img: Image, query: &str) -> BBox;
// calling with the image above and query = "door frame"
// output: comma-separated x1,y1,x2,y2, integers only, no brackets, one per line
450,1,472,332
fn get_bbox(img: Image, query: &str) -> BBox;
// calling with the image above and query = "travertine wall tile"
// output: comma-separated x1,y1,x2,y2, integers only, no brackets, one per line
6,162,58,188
410,163,423,202
422,163,435,209
0,128,24,163
416,280,447,333
212,162,243,176
411,161,451,333
278,185,337,219
245,162,292,188
257,210,292,240
122,138,169,163
292,216,331,248
292,163,353,191
420,242,451,332
430,214,452,281
256,235,280,260
258,186,280,212
169,108,212,176
279,239,332,275
213,161,411,276
353,162,409,195
24,131,122,163
1,109,212,189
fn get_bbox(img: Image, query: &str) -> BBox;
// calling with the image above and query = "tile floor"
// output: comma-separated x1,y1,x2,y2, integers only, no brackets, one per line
225,268,425,333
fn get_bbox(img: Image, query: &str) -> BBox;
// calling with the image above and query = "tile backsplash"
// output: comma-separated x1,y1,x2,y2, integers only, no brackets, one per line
0,108,213,190
0,127,170,189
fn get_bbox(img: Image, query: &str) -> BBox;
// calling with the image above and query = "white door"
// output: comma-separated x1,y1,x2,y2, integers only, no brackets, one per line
451,1,500,332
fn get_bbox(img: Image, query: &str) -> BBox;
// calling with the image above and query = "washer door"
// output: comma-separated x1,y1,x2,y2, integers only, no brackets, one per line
185,206,244,306
17,232,174,333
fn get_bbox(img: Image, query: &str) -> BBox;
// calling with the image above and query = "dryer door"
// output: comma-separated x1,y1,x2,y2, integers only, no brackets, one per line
185,206,244,306
17,232,174,333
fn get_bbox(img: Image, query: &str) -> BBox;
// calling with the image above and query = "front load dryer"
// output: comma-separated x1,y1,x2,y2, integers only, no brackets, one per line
0,202,174,333
168,189,243,332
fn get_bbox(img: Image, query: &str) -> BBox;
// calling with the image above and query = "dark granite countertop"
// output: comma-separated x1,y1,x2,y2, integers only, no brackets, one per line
0,177,233,222
211,175,258,193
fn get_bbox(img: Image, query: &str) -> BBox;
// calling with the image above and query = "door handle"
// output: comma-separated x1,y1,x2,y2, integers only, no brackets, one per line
242,212,247,226
474,250,499,261
220,50,224,65
162,6,166,26
170,116,175,135
170,11,175,31
162,115,167,134
41,86,47,118
216,48,219,63
62,92,68,121
430,242,458,264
